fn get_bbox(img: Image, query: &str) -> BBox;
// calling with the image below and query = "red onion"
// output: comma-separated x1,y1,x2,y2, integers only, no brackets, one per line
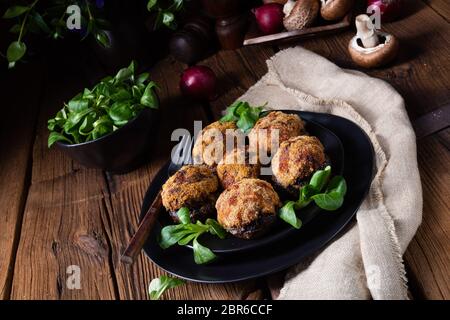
180,66,217,101
367,0,403,22
254,3,284,35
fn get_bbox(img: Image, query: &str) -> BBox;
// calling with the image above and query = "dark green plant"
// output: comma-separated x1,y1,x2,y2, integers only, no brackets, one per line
47,60,159,147
3,0,187,68
159,207,227,265
146,0,185,30
279,166,347,228
2,0,111,68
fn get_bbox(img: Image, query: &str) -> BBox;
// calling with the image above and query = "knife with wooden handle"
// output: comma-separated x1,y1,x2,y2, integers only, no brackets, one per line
121,191,162,264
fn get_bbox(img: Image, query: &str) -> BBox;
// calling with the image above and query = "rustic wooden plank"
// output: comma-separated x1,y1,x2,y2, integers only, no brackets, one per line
10,49,119,299
102,56,262,300
11,171,119,299
404,132,450,300
437,128,450,151
413,104,450,138
422,0,450,21
0,61,46,299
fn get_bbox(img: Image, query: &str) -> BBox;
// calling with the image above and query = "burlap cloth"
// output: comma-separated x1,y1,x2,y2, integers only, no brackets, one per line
236,47,422,300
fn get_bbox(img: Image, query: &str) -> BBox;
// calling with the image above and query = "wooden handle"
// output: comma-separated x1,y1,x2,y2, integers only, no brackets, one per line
121,191,163,264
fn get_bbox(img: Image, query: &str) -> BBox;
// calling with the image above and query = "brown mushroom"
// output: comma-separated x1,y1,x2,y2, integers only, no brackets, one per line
283,0,320,31
263,0,288,4
348,14,399,68
283,0,296,15
320,0,354,21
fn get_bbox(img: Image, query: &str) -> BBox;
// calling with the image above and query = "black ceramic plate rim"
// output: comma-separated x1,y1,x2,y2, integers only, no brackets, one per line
141,111,374,283
55,108,157,148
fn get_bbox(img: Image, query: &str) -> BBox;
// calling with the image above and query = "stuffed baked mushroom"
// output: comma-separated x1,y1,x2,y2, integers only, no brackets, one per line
161,165,219,223
216,178,281,239
271,135,328,195
216,147,260,189
249,111,306,158
192,121,239,168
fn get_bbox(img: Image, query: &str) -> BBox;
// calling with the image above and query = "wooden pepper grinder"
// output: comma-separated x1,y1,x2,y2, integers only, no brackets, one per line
201,0,248,50
169,15,216,65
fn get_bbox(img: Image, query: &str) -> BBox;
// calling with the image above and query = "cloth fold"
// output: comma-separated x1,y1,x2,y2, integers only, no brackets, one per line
237,47,422,300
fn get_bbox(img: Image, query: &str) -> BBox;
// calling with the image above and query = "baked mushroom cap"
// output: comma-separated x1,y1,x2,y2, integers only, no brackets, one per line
192,121,239,168
161,165,219,222
216,178,281,239
217,147,260,190
249,111,306,157
283,0,320,31
320,0,354,21
348,32,399,68
271,135,328,194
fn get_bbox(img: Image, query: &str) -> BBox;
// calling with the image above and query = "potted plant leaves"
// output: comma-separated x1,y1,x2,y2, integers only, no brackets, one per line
2,0,189,70
2,0,111,68
47,61,160,173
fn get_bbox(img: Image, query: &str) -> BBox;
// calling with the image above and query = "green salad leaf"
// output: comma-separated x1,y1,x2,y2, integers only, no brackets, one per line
48,132,71,148
206,218,227,239
311,176,347,211
149,275,185,300
159,209,227,265
192,238,216,265
47,61,158,147
279,201,302,229
309,165,332,193
220,101,266,133
176,207,191,224
279,166,347,228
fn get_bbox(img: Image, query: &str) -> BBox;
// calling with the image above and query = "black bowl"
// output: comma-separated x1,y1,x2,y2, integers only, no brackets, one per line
56,108,159,173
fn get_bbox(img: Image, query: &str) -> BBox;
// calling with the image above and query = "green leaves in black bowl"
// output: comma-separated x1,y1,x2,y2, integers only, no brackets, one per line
48,61,158,146
47,61,160,173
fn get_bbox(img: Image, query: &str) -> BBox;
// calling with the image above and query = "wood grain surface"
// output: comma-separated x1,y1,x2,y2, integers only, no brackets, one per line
404,132,450,299
0,0,448,300
0,62,46,299
9,51,118,300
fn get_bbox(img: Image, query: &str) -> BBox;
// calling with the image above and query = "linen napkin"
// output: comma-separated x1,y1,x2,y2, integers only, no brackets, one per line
236,47,422,300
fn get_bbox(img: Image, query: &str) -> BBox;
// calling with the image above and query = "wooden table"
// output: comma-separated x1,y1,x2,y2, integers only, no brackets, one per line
0,0,448,300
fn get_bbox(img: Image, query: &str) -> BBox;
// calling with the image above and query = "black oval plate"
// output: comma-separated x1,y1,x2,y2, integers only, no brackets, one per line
141,111,374,283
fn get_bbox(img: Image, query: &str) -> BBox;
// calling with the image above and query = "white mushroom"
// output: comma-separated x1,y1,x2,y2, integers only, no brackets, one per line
348,14,399,68
355,14,379,47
